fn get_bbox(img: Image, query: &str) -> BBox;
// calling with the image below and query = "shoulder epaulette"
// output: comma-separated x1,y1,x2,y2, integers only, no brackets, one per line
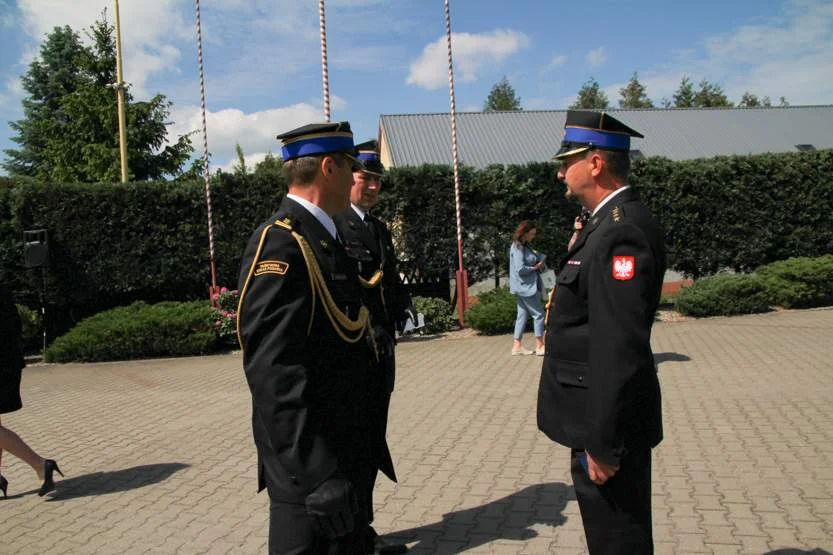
273,217,293,230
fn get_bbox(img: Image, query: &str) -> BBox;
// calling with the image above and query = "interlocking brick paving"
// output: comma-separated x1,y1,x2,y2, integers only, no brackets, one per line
1,308,832,554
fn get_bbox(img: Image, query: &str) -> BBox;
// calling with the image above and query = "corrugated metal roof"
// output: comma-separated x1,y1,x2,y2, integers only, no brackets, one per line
379,106,833,168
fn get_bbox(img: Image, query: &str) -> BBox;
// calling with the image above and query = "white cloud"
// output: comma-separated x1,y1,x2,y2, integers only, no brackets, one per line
546,54,568,71
406,29,530,90
169,103,326,170
217,151,274,174
17,0,191,97
585,47,607,67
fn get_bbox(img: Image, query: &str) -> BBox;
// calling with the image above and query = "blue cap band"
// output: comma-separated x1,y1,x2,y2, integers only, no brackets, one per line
358,152,379,162
563,127,631,151
281,135,355,161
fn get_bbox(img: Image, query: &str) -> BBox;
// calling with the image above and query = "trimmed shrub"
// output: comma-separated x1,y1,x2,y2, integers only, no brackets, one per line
756,255,833,309
465,287,519,335
211,287,240,344
412,296,456,334
675,274,771,317
44,301,218,362
17,304,42,352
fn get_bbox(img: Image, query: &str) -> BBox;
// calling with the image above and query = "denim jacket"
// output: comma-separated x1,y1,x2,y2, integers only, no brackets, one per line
509,242,545,297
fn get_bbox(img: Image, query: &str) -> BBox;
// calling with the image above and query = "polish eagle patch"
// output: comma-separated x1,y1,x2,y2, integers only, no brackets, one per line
612,256,635,281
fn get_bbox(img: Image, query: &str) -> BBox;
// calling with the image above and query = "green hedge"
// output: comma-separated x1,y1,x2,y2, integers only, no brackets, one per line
3,150,832,337
43,300,218,362
465,287,520,335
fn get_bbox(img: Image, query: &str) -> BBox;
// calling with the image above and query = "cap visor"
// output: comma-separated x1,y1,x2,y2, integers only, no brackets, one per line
553,145,591,160
343,152,366,171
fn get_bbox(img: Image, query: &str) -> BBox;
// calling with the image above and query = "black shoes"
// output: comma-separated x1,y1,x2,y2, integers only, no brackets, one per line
0,474,7,498
366,527,408,554
38,459,63,497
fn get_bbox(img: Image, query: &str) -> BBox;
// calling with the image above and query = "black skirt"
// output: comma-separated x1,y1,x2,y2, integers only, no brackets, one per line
0,366,23,414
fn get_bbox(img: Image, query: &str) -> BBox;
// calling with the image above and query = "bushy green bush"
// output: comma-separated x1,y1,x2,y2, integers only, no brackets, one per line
44,301,218,362
16,304,42,351
756,255,833,308
675,274,771,317
465,287,520,335
412,296,456,334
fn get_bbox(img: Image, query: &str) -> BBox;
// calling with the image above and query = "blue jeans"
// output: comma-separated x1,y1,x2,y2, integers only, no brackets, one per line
514,293,545,339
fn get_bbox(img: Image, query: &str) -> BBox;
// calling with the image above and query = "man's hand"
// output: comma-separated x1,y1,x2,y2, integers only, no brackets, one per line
533,261,545,271
305,478,359,538
586,452,619,485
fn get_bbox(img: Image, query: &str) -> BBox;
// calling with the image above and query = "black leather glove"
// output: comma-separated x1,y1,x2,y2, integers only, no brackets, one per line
305,478,359,539
372,325,395,359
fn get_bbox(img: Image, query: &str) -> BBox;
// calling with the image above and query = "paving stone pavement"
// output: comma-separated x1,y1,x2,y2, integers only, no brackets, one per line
1,308,832,554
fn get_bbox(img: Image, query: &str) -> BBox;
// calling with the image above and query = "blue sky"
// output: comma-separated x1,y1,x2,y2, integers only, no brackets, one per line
1,0,832,174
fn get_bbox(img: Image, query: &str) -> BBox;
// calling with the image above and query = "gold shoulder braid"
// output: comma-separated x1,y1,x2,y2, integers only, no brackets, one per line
291,230,372,347
545,286,556,326
359,270,383,289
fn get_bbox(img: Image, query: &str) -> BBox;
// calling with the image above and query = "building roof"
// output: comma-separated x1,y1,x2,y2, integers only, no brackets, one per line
378,106,833,168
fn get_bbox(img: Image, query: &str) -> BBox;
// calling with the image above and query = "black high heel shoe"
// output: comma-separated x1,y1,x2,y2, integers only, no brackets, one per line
38,459,63,497
0,474,7,498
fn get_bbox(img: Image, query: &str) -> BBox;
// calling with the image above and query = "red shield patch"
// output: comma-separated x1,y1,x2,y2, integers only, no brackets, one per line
612,256,635,281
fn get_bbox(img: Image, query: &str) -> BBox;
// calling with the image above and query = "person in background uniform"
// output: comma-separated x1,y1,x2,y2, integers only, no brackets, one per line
334,140,411,554
237,122,383,554
537,111,666,554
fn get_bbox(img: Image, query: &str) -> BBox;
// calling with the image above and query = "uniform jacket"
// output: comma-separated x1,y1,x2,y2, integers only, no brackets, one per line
237,197,387,503
509,242,545,297
334,208,409,482
537,188,666,466
335,209,412,337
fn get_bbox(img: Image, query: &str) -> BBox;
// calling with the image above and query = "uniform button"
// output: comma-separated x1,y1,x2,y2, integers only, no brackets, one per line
290,475,299,485
578,376,583,382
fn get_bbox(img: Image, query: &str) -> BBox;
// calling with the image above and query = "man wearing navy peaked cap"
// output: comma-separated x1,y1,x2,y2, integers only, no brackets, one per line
238,121,383,554
334,140,413,554
537,111,666,554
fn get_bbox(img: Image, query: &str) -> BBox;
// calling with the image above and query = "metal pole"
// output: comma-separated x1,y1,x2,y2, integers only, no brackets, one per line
444,0,468,326
319,0,331,122
194,0,219,300
114,0,128,183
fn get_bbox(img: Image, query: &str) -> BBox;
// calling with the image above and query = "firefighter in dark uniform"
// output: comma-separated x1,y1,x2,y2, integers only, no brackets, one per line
537,111,666,554
237,122,390,554
334,141,413,555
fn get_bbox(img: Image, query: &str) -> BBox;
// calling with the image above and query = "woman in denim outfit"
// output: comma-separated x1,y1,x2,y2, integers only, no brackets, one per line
508,220,547,355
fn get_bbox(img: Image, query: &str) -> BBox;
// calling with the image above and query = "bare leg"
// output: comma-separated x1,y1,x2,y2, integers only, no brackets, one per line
0,417,45,480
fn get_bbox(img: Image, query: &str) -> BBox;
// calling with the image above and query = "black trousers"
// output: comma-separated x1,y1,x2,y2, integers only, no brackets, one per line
571,447,654,555
269,500,368,555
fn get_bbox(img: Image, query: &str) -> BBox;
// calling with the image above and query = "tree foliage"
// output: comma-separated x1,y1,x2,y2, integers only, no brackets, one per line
570,77,609,109
232,143,248,176
693,79,733,107
738,92,772,108
2,14,193,182
672,76,696,108
483,76,522,111
618,72,654,108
